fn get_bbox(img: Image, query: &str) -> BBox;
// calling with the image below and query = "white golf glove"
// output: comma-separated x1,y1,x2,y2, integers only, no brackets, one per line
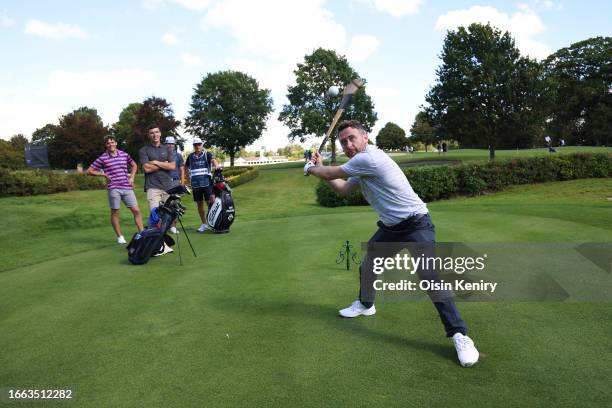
304,161,316,176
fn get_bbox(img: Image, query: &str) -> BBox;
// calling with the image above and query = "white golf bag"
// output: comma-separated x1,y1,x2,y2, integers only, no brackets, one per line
207,169,235,233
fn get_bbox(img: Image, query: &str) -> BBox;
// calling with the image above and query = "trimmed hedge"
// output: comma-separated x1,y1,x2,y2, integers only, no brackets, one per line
0,168,106,197
316,153,612,206
223,166,259,188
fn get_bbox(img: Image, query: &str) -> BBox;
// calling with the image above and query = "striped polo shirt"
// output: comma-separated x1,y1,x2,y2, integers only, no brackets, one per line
90,150,135,190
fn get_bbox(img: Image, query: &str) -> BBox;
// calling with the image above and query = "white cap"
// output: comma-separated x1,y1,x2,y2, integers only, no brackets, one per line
164,136,176,144
192,137,203,145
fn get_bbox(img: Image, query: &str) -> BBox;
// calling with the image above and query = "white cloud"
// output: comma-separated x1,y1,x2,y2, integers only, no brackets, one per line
198,0,387,149
142,0,164,11
204,0,347,63
360,0,423,18
0,100,55,140
143,0,212,11
534,0,563,11
171,0,212,11
24,19,86,40
435,5,550,59
43,69,155,97
162,31,178,45
181,52,205,66
347,35,380,62
1,11,14,27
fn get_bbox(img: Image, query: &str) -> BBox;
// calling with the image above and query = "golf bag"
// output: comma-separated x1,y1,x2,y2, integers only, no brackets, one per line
207,168,235,233
127,184,189,265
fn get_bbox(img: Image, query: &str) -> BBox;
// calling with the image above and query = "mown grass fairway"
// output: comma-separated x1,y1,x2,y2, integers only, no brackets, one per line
1,166,611,407
263,145,612,168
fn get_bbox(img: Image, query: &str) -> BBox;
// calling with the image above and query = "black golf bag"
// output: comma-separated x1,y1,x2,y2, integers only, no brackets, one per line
207,168,235,233
127,184,189,265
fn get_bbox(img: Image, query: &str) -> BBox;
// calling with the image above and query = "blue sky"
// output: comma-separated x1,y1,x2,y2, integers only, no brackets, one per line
1,0,610,150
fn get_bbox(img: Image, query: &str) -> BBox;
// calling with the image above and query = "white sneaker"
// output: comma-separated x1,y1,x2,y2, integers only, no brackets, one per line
338,300,376,318
117,235,127,245
197,223,209,232
452,333,479,367
153,243,174,257
169,226,179,234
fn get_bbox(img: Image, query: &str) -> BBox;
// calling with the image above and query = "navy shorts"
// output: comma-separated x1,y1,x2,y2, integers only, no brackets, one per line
193,185,213,202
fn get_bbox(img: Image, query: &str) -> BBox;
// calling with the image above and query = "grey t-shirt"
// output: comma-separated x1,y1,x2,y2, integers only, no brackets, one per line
340,145,428,226
139,144,175,191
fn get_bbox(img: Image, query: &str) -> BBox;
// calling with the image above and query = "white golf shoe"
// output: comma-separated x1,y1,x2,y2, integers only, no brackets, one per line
197,223,209,232
153,243,174,257
169,226,179,234
452,333,479,367
339,300,376,318
117,235,127,245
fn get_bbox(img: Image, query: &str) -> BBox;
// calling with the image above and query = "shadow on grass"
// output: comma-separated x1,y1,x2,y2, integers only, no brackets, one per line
209,297,457,364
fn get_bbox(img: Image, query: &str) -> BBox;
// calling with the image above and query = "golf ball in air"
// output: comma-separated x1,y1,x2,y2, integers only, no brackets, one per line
327,86,339,96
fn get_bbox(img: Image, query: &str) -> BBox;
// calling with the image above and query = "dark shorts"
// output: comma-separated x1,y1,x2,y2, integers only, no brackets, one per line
193,185,213,202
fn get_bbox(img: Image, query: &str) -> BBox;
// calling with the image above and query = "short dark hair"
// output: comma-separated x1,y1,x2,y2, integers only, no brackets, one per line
104,135,117,143
147,124,160,132
337,120,366,134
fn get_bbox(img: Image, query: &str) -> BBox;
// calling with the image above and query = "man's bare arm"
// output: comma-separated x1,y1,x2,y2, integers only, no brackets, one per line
143,160,176,173
142,162,158,173
306,152,358,196
152,160,176,171
87,166,109,180
129,161,138,177
325,178,359,196
308,165,348,181
128,162,137,186
179,165,186,184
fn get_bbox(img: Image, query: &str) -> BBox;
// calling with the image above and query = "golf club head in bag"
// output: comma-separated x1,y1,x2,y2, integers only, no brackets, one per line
207,168,235,233
126,184,190,265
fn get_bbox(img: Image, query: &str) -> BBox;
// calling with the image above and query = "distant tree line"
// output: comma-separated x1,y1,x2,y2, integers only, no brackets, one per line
378,27,609,158
4,28,609,169
419,24,610,159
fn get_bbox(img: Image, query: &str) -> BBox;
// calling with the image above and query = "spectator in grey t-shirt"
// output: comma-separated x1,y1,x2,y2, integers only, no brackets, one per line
304,119,479,367
139,125,176,211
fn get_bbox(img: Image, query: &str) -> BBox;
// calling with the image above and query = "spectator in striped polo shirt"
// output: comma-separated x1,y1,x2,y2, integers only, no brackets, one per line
87,135,144,245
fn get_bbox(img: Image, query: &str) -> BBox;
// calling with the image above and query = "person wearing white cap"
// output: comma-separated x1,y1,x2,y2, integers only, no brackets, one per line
164,136,185,183
185,137,220,232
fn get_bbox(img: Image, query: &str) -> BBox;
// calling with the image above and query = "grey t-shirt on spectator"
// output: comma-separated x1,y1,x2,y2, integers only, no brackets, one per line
139,144,175,191
340,145,428,226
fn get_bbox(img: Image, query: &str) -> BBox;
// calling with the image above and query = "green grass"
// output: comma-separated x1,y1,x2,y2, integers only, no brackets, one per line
260,145,612,168
0,168,611,407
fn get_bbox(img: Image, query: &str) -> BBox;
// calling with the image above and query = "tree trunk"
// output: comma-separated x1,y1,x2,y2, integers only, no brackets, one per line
489,145,495,160
230,153,234,167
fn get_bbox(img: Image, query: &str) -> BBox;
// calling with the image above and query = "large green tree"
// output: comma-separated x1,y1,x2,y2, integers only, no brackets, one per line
276,143,305,160
279,48,377,162
185,70,273,166
48,107,108,169
124,97,181,160
376,122,407,150
544,37,611,146
31,124,58,146
425,23,550,159
0,134,28,169
409,111,437,152
9,134,29,152
111,102,142,151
